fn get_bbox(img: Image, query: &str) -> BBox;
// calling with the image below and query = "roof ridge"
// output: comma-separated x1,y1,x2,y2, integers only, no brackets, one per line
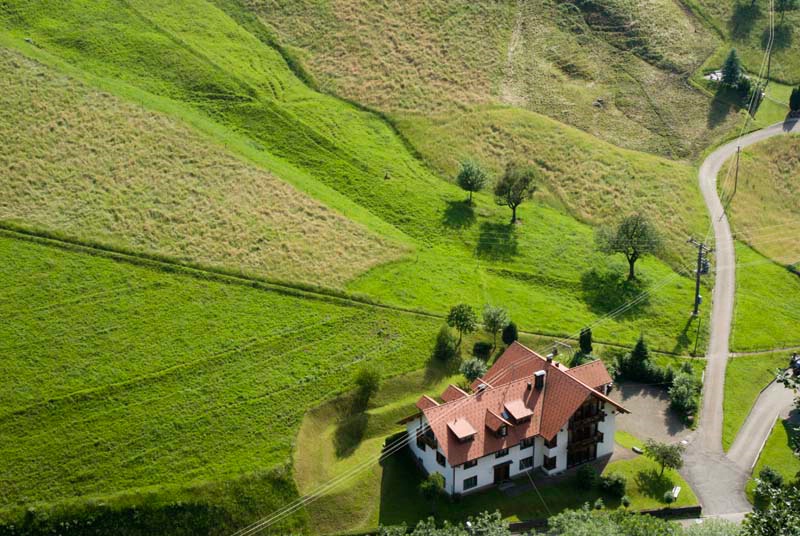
566,359,602,371
549,361,628,413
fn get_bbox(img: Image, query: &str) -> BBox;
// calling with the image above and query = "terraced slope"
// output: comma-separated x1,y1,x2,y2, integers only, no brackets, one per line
0,232,440,531
255,0,740,158
0,48,401,287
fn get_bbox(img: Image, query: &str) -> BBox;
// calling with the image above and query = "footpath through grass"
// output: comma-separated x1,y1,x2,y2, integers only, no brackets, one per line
722,351,791,451
0,233,441,531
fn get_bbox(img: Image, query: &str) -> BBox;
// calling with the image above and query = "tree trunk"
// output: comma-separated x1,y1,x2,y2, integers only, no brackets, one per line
468,190,473,205
628,258,636,280
511,205,517,223
660,465,665,477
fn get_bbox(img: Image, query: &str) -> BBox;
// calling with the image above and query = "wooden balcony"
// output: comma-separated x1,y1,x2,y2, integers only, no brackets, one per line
567,431,604,451
569,411,606,428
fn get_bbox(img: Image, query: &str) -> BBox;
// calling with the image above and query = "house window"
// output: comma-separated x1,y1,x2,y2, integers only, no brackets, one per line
544,434,558,449
463,459,478,469
543,455,556,470
519,456,534,471
498,425,508,437
416,430,426,451
436,451,446,467
495,448,509,459
463,476,478,490
521,437,535,449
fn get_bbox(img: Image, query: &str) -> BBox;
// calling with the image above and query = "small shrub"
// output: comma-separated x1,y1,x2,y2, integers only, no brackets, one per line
599,473,626,498
663,491,676,505
575,464,598,490
472,341,492,360
433,325,458,361
354,365,380,403
460,357,488,383
419,473,445,502
669,372,700,416
681,361,693,375
758,466,784,489
502,321,518,345
594,498,604,510
621,495,631,508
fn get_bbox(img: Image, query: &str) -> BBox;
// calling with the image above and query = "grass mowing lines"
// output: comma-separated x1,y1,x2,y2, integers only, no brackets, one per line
722,351,790,451
0,235,441,509
732,242,800,352
0,46,403,288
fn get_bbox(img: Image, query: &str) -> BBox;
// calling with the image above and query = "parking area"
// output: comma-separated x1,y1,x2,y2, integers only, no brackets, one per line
614,382,690,443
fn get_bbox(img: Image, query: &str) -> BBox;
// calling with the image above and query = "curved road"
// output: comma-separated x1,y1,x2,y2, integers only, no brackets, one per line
680,118,799,516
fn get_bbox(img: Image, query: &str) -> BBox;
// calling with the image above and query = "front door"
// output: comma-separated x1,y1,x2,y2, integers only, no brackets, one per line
493,462,510,483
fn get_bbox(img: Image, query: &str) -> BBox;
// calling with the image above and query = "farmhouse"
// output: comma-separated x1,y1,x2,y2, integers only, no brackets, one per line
401,342,628,495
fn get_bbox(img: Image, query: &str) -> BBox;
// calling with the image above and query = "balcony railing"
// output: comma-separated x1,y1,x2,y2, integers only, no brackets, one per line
570,411,606,428
567,431,604,451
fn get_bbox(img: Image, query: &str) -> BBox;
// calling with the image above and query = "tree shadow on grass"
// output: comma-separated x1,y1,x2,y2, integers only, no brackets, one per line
634,468,676,502
730,1,761,40
442,200,476,229
423,351,462,386
764,24,793,51
333,390,372,458
708,86,738,128
580,269,650,318
475,222,518,261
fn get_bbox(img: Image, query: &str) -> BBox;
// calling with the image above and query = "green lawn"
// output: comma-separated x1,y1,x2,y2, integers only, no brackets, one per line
722,352,791,451
0,233,445,532
747,418,800,501
754,81,797,126
294,367,697,534
732,243,800,352
615,431,645,451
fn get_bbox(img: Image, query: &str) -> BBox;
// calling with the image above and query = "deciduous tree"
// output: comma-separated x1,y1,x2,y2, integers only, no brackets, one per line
493,161,538,224
579,327,593,355
501,321,518,345
596,214,662,280
482,305,509,349
446,303,478,346
644,439,685,476
456,160,489,205
460,357,488,383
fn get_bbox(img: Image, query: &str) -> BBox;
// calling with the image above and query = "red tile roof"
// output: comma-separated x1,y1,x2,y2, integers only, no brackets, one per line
447,417,477,440
419,342,627,466
415,395,439,411
566,360,613,390
440,384,469,403
504,399,534,421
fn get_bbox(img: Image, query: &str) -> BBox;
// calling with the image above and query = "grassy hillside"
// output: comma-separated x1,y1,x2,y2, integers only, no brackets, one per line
732,242,800,352
723,135,800,265
0,232,441,529
690,0,800,85
0,47,402,288
0,0,713,352
254,0,740,159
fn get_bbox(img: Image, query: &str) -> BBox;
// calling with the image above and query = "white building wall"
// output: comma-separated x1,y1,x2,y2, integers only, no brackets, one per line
597,401,617,458
406,416,455,493
451,440,538,494
542,427,569,475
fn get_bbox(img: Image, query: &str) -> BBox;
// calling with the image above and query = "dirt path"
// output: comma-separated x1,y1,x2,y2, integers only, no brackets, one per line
680,118,799,516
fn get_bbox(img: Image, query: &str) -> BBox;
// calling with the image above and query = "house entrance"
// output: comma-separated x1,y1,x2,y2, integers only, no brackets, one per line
493,462,510,483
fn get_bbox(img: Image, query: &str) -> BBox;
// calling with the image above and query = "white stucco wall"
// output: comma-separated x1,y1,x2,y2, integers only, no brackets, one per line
406,415,454,492
597,401,617,458
451,438,538,494
542,427,569,475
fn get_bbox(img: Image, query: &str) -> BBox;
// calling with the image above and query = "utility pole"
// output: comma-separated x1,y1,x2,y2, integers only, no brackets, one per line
688,238,713,316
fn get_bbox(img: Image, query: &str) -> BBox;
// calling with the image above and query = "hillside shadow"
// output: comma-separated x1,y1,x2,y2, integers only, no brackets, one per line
708,86,737,128
423,350,462,386
333,391,372,458
442,200,476,229
764,24,793,51
634,469,677,502
475,222,518,261
580,269,650,318
730,2,760,40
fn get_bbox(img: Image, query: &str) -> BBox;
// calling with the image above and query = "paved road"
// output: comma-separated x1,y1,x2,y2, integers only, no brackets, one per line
680,118,799,516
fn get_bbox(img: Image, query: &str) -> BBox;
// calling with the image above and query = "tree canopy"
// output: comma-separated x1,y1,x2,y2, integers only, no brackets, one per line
460,357,488,383
493,161,538,223
483,305,509,349
790,86,800,113
721,49,743,86
456,160,489,204
644,439,685,476
446,303,478,345
596,214,662,280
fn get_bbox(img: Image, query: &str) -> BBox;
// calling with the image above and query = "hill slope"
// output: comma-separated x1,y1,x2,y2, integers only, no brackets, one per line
254,0,740,158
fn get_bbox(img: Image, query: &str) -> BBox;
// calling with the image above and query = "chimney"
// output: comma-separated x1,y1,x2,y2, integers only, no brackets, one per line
534,370,546,390
546,353,554,365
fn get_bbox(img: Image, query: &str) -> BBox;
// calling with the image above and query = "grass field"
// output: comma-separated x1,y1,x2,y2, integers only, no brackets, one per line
731,243,800,352
255,0,741,159
746,417,800,501
0,233,443,531
754,81,797,126
0,0,715,354
689,0,800,85
294,368,696,534
0,47,402,288
723,135,800,265
722,351,791,451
